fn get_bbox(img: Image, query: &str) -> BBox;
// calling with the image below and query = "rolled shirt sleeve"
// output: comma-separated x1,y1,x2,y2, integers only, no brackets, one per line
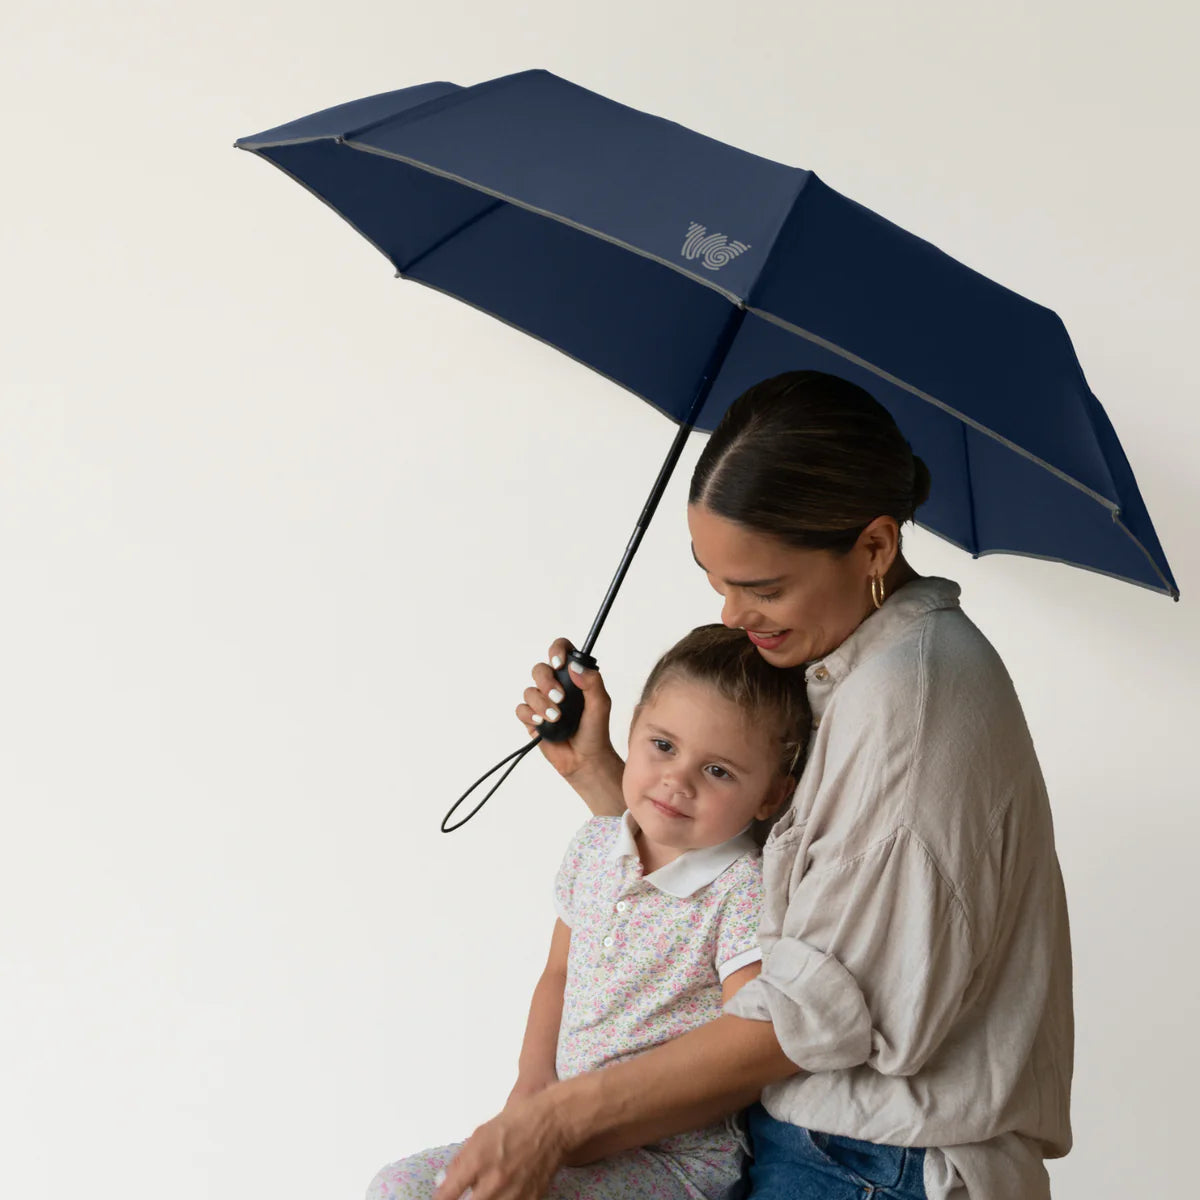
726,825,974,1077
725,936,872,1070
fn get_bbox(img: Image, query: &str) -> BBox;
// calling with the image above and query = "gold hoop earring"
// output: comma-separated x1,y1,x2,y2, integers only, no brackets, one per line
870,575,886,610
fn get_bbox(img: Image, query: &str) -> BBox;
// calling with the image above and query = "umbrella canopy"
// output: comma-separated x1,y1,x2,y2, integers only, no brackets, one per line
236,68,1176,599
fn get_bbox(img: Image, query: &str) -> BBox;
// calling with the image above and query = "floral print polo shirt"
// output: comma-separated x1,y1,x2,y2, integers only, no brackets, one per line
553,812,763,1082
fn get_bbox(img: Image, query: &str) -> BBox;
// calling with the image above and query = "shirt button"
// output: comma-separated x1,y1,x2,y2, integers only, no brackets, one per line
615,901,628,913
813,665,830,682
603,936,615,948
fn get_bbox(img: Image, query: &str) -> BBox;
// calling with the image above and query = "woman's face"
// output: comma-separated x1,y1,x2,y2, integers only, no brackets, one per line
687,503,876,668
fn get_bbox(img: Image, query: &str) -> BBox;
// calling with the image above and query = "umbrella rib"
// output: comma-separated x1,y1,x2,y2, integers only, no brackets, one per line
747,306,1119,512
393,271,732,427
904,521,1175,597
396,199,506,276
971,546,1177,598
961,423,981,557
1109,515,1180,599
236,144,397,269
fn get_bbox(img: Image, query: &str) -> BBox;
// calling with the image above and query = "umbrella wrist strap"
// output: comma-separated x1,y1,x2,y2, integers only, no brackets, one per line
440,736,543,833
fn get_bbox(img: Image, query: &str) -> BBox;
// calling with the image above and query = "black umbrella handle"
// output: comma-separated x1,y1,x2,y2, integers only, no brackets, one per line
537,648,599,743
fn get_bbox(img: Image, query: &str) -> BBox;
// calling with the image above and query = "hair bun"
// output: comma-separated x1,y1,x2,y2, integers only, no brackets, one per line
911,455,932,512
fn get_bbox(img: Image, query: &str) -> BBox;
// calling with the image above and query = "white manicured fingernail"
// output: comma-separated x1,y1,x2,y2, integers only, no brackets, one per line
550,655,563,669
434,1169,446,1186
545,707,560,721
531,713,544,725
568,661,584,676
548,688,564,704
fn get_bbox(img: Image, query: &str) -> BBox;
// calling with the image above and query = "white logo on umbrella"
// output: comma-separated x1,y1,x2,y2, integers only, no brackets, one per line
682,222,750,271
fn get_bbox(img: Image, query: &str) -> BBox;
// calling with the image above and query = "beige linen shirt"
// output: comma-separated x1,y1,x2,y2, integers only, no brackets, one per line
725,577,1073,1199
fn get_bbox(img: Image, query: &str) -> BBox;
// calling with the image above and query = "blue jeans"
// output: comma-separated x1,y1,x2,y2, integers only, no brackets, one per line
745,1104,927,1199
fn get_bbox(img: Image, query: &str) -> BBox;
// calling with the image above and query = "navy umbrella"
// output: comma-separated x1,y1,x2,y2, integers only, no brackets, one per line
236,70,1177,823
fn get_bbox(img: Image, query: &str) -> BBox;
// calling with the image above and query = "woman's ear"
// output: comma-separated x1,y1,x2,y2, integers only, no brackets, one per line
857,515,901,577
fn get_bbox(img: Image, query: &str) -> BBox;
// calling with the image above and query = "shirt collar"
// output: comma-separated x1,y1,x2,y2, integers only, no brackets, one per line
608,810,756,898
803,576,962,719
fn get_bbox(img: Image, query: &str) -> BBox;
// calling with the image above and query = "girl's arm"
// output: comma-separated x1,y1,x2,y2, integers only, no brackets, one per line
507,919,571,1104
516,639,626,818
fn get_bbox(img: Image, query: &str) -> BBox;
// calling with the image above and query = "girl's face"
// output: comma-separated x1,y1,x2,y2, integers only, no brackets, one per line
622,676,790,859
687,503,877,669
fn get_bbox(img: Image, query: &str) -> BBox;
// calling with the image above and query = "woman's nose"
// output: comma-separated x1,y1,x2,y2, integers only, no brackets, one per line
722,593,749,630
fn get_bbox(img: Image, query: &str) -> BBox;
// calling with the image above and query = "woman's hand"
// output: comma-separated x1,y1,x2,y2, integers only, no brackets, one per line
517,638,622,791
434,1090,569,1200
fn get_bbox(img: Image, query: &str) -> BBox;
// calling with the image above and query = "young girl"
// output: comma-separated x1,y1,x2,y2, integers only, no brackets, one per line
366,624,810,1200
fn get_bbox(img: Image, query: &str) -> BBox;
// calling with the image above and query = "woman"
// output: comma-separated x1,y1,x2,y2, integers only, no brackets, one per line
435,370,1073,1200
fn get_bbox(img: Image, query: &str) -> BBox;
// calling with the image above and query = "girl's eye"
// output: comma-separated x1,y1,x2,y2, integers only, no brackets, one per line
750,589,781,602
705,764,733,780
651,738,673,753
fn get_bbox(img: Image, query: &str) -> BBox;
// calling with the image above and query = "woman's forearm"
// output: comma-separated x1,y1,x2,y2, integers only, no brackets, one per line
566,748,626,817
557,1014,802,1163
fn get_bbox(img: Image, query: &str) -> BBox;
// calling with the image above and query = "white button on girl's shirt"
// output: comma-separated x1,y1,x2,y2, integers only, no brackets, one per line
615,901,628,913
603,936,615,948
813,665,830,681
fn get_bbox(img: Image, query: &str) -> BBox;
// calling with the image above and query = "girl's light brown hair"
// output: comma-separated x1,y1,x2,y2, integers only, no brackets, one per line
638,624,812,785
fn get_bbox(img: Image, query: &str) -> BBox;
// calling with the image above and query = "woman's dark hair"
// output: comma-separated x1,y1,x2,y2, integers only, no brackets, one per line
638,624,811,783
689,370,932,554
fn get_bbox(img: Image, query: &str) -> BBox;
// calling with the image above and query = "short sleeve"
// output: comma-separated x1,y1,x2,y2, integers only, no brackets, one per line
553,818,606,927
713,856,764,981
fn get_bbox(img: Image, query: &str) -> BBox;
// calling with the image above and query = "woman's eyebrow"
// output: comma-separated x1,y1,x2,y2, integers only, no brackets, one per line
689,543,785,589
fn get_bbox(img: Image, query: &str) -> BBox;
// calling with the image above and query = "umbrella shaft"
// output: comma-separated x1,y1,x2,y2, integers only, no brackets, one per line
581,415,695,654
581,306,747,655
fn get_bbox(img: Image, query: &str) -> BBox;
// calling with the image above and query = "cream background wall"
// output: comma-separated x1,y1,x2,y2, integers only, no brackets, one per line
2,2,1197,1196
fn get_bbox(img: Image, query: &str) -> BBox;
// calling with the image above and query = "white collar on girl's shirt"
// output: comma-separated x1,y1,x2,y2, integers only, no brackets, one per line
608,810,756,899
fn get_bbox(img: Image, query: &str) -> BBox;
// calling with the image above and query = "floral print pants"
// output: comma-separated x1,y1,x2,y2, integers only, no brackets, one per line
365,1138,745,1200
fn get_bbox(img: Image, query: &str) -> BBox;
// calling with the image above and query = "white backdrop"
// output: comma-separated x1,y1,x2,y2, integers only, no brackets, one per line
2,2,1198,1197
